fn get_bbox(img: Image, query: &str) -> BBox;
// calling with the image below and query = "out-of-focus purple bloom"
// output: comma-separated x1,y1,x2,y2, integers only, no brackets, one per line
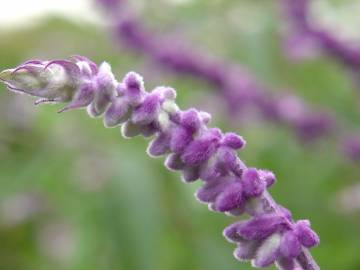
283,31,320,60
99,2,336,143
0,192,48,227
342,136,360,162
336,182,360,214
0,56,320,270
38,222,77,263
282,0,360,70
94,0,360,165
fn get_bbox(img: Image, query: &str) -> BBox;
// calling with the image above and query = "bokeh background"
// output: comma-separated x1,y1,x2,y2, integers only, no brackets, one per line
0,0,359,269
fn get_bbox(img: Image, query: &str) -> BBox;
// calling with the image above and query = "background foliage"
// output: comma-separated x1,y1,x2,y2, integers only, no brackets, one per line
0,1,359,269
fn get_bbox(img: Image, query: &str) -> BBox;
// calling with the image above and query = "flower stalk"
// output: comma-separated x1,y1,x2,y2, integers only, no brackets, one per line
0,57,320,269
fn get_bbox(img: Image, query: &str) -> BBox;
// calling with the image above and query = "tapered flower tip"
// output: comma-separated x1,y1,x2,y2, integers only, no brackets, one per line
222,133,246,150
259,170,276,188
0,66,47,93
0,69,12,81
0,61,77,102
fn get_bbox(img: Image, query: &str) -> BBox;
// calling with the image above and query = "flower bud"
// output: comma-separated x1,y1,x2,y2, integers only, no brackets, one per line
237,214,287,241
132,92,161,125
146,132,171,157
0,61,77,102
181,129,221,166
294,220,320,248
103,97,130,127
214,182,244,212
242,168,266,197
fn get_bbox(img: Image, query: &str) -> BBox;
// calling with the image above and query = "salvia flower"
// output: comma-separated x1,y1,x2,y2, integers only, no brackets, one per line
0,57,320,270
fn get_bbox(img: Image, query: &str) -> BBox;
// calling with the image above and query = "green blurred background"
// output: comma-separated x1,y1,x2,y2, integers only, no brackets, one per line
0,1,359,269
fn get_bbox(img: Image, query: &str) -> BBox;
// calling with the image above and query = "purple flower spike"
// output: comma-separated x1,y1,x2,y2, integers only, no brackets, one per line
294,220,320,248
0,57,320,270
237,214,288,241
214,182,244,212
242,168,266,197
280,231,302,258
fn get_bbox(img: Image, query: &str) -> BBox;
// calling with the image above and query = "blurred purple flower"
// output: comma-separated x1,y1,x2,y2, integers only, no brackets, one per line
336,182,360,214
0,192,48,227
341,136,360,162
38,222,77,263
93,0,360,165
282,0,360,70
102,6,335,142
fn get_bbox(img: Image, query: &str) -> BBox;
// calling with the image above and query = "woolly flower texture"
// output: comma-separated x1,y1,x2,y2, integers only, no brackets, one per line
0,57,320,270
